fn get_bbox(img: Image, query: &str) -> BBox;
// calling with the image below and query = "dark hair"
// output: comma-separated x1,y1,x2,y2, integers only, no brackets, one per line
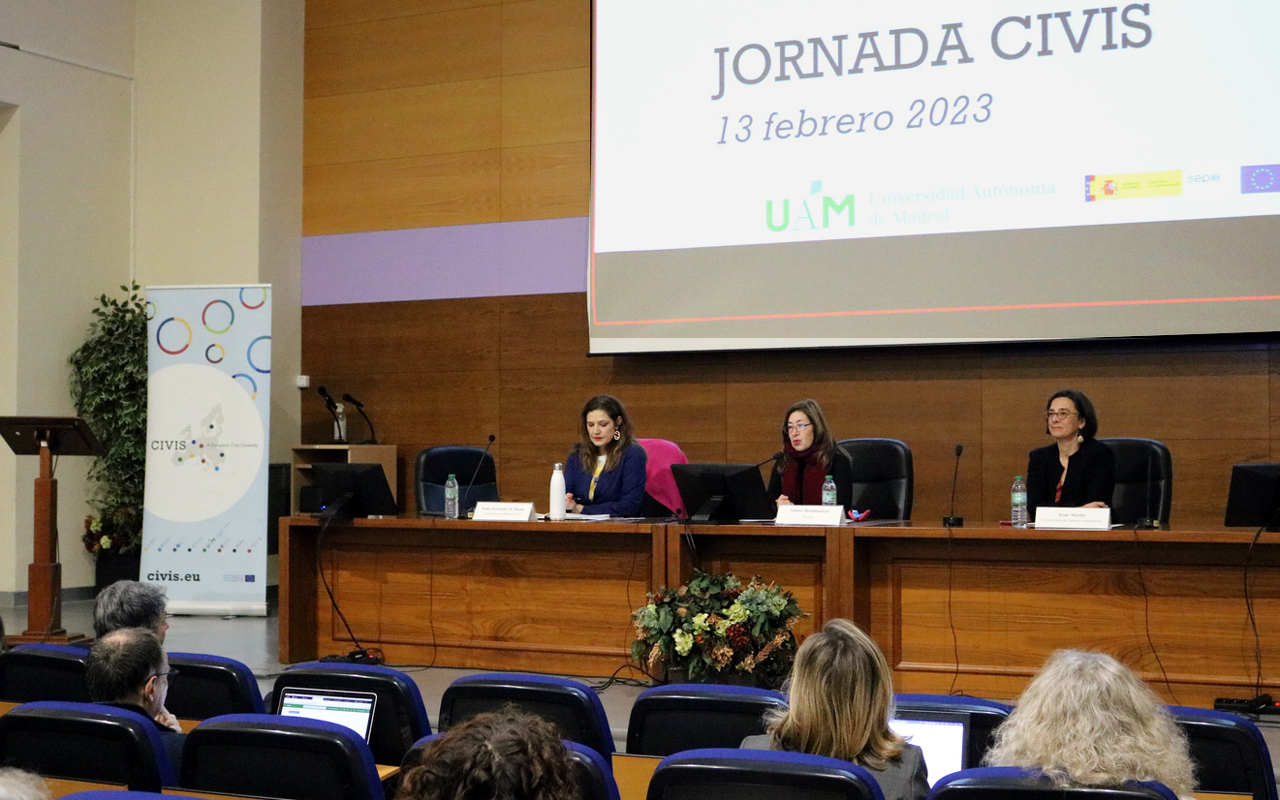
94,580,167,638
777,399,837,472
86,627,165,703
573,394,636,473
396,712,577,800
1044,389,1099,440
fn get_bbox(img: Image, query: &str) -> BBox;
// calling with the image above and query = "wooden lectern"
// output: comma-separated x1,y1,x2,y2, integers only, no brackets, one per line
0,416,106,644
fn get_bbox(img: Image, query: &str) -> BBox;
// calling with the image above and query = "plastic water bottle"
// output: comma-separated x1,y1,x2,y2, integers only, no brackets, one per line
444,473,460,519
549,463,567,521
1011,475,1029,529
333,403,348,443
821,475,838,506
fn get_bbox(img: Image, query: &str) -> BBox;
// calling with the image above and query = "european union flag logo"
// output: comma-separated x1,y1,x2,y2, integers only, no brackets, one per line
1241,165,1280,194
246,575,255,582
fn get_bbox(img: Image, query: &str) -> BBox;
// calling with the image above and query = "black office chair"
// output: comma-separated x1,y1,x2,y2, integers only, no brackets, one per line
895,693,1012,770
647,748,884,800
1169,706,1278,800
1098,438,1172,526
627,684,787,756
928,767,1177,800
0,701,178,791
274,662,431,766
837,438,914,520
439,673,614,759
0,643,92,702
415,446,499,514
181,714,385,800
166,651,265,719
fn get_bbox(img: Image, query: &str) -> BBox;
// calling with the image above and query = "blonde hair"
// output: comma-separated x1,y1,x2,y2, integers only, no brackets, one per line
765,619,905,768
985,650,1195,796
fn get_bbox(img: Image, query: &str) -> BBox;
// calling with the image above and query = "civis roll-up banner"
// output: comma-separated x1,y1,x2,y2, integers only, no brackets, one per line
141,285,271,615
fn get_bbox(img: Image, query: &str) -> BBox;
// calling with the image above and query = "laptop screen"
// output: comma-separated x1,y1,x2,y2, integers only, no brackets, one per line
889,710,969,786
277,687,378,742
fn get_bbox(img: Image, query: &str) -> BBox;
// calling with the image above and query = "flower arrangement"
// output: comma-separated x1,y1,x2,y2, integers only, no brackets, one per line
82,509,142,555
631,570,805,689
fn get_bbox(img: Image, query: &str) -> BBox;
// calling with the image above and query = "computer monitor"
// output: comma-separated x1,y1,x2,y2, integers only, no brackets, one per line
889,709,969,786
276,687,378,742
310,462,398,519
671,463,776,523
1224,463,1280,530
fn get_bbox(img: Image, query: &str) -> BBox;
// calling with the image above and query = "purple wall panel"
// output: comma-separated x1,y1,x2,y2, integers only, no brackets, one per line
302,217,589,306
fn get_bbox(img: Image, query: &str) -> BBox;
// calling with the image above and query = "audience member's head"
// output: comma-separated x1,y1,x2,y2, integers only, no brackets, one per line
764,618,905,768
86,627,171,719
396,711,577,800
985,649,1195,796
94,580,169,642
0,768,50,800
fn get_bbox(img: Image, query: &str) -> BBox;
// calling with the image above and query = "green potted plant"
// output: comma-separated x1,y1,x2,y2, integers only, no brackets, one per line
631,570,805,690
68,283,148,590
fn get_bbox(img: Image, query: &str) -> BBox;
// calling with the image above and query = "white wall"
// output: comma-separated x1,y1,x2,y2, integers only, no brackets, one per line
0,3,136,595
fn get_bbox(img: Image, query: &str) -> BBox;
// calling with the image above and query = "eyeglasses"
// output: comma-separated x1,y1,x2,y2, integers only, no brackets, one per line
785,422,811,432
152,668,179,680
1045,410,1078,421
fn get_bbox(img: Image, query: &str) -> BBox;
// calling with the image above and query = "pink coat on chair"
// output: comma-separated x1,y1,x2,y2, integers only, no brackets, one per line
638,438,689,516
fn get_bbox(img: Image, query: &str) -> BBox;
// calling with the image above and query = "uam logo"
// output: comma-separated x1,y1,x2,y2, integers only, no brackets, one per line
765,181,854,232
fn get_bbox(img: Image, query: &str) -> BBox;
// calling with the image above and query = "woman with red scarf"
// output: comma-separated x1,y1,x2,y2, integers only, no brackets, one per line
767,399,853,512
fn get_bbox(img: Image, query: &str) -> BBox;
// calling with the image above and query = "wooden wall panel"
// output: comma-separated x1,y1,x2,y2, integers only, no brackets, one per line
500,142,590,220
305,80,502,166
501,68,590,148
501,0,591,74
302,292,1280,529
305,7,502,98
305,0,499,31
304,150,502,235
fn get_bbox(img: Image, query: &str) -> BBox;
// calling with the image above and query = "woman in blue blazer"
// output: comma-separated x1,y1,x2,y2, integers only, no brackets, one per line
563,394,647,516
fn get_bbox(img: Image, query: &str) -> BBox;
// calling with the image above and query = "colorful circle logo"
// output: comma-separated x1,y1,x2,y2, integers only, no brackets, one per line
232,372,258,399
156,317,192,355
145,301,156,321
240,287,268,309
202,300,235,334
205,344,225,364
247,336,271,374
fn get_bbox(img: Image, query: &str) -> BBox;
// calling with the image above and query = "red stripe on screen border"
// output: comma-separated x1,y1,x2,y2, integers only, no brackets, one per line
590,294,1280,327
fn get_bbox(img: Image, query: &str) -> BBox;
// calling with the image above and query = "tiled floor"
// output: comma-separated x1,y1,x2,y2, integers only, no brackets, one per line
0,598,649,750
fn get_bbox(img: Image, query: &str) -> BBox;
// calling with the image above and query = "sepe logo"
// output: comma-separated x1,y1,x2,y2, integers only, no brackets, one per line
765,181,854,233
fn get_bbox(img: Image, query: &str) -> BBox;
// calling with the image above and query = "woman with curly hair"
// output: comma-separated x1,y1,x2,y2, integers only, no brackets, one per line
985,650,1195,797
742,618,928,800
396,711,577,800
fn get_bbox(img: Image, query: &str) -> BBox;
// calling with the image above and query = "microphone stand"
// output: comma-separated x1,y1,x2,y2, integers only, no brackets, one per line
943,444,964,527
342,394,378,444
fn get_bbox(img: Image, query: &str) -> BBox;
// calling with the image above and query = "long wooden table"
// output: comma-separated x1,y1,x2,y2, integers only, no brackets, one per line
280,516,1280,704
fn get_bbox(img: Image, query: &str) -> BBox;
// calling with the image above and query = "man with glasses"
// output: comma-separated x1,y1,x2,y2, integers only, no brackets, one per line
86,627,185,768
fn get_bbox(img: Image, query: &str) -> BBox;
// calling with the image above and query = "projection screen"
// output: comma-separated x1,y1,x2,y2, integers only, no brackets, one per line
588,1,1280,354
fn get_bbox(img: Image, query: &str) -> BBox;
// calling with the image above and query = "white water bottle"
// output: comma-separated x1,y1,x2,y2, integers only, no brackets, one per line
1011,475,1029,529
550,463,567,521
821,475,838,506
334,403,348,443
444,473,460,519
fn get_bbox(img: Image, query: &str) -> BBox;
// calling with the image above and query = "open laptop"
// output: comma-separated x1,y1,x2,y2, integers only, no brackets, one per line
276,687,378,743
889,709,969,786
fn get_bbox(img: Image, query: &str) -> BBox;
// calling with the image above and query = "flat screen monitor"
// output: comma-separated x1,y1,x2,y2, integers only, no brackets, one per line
889,709,969,785
310,462,398,519
276,687,378,742
1224,463,1280,530
671,462,776,523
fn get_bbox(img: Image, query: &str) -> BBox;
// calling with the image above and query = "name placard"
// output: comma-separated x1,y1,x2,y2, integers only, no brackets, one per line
775,504,845,527
1034,506,1111,530
472,502,538,522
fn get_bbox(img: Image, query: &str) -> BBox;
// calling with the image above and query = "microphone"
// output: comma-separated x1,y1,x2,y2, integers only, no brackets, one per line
317,386,342,443
342,393,378,445
462,434,497,513
943,444,964,527
1136,451,1159,529
755,451,783,469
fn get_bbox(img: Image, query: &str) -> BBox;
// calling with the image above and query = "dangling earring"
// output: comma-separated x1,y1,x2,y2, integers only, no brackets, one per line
613,430,621,441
